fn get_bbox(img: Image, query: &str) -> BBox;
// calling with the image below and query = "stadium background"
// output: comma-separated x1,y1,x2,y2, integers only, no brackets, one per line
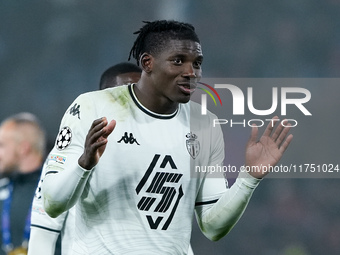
1,1,340,254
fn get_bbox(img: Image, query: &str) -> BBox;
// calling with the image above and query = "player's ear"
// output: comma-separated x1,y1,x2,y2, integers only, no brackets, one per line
140,53,153,73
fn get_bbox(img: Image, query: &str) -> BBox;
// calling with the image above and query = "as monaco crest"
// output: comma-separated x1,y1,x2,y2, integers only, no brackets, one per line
186,132,200,159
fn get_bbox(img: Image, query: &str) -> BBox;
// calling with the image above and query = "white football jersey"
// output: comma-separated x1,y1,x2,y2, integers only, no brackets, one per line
43,84,227,254
30,154,75,255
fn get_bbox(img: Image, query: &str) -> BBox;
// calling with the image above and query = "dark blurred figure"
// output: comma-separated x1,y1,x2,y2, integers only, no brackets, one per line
99,62,142,89
0,112,45,255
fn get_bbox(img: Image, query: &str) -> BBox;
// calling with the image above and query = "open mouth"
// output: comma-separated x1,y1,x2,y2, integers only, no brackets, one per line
178,83,196,95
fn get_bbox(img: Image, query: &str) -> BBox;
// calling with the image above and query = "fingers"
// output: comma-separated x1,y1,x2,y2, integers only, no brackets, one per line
263,116,279,137
279,133,293,153
249,116,289,145
266,118,293,151
80,117,115,170
102,120,116,139
274,119,291,145
88,118,108,143
87,117,116,148
248,124,259,144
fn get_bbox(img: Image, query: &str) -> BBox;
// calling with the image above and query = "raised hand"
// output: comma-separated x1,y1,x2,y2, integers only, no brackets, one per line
78,117,116,170
245,116,293,179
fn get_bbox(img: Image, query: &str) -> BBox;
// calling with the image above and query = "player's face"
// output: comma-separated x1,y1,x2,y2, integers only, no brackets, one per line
0,123,20,174
150,39,203,105
115,72,141,86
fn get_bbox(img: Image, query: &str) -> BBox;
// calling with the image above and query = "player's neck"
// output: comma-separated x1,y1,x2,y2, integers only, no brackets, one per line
133,83,178,115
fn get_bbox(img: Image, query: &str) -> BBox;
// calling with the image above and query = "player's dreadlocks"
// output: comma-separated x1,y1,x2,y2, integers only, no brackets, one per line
128,20,200,66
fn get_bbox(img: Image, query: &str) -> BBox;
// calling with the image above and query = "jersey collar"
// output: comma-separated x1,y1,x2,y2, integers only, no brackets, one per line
128,84,179,119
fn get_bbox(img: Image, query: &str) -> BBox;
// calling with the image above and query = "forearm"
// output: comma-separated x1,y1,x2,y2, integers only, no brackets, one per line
42,164,92,218
28,227,59,255
196,170,261,241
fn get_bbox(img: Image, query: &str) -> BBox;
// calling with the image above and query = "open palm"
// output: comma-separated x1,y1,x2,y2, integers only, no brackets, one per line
245,117,293,179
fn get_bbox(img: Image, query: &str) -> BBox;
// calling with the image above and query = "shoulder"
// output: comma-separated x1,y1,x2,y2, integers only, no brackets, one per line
76,86,127,101
69,86,131,112
76,85,128,98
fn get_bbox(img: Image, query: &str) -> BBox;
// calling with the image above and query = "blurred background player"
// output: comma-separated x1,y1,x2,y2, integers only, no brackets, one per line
28,62,142,255
0,112,45,255
99,62,142,89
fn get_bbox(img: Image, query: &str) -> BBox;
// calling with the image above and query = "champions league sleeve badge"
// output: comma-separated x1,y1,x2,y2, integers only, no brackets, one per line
186,132,200,159
56,126,72,150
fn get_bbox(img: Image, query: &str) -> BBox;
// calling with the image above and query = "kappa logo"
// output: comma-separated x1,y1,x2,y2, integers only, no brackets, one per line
69,103,80,119
186,132,200,159
117,132,140,145
135,154,183,230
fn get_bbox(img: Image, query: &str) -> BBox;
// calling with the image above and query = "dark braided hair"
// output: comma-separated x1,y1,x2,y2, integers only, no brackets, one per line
128,20,200,65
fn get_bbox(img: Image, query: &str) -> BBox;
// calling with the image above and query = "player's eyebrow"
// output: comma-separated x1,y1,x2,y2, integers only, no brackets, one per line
196,55,204,62
170,53,203,62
